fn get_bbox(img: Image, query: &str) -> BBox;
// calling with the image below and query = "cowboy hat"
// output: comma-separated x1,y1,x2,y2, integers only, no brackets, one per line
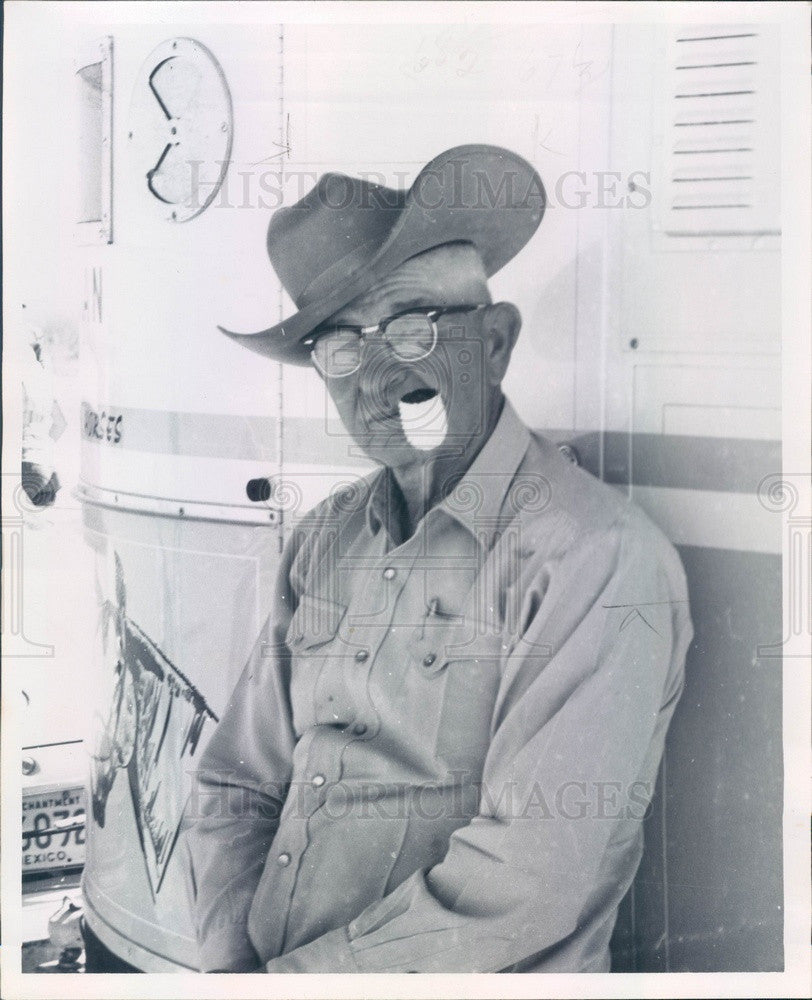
218,144,546,365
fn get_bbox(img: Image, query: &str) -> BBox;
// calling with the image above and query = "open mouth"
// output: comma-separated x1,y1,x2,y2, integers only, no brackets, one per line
399,386,438,405
397,386,446,451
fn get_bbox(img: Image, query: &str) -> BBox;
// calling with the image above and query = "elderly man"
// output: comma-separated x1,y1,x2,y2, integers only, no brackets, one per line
184,145,692,973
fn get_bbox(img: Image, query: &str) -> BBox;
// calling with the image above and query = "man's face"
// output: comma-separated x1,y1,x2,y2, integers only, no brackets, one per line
312,245,501,471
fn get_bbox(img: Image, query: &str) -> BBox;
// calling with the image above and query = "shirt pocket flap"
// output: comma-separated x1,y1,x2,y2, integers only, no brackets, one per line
415,619,505,676
286,593,347,652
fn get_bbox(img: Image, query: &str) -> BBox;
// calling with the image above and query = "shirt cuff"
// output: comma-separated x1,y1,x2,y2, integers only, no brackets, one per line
265,926,360,973
198,923,260,973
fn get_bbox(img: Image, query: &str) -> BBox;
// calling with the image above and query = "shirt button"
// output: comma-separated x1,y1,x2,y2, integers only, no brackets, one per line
277,852,291,867
423,653,436,667
355,649,369,662
352,722,368,735
311,774,326,788
383,567,396,580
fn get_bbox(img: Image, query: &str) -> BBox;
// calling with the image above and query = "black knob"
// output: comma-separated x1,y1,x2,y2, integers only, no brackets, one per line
246,478,272,503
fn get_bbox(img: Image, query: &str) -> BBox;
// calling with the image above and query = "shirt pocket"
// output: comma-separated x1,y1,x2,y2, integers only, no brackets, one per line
286,593,347,732
411,618,503,777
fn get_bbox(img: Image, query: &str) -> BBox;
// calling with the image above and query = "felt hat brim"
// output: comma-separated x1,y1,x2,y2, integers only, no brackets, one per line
218,145,546,366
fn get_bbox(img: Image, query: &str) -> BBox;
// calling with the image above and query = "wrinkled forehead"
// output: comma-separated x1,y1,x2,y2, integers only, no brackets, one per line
328,242,491,324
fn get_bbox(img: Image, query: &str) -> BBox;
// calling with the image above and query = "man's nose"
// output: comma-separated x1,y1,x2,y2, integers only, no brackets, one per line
356,342,408,403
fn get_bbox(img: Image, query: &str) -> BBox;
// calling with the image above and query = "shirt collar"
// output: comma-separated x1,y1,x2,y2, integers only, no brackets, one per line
365,467,396,537
365,397,531,548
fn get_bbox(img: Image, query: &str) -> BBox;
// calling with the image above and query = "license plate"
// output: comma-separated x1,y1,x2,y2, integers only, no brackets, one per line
23,785,87,873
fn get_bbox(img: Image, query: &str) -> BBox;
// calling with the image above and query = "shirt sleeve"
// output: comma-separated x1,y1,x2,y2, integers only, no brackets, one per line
182,537,299,972
264,517,692,973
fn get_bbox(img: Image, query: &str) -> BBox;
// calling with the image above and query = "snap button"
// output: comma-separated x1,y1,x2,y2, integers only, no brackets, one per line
355,649,369,662
557,442,580,466
422,653,436,667
277,852,291,867
352,722,368,735
311,774,326,788
383,567,396,580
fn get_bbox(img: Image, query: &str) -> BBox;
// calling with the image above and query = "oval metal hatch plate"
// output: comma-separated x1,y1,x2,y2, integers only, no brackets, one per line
128,37,233,223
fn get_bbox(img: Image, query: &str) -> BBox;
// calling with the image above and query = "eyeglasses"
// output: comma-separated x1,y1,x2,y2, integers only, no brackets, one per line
306,305,487,379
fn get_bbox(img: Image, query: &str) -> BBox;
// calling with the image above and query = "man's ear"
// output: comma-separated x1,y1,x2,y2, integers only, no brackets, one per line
482,302,522,384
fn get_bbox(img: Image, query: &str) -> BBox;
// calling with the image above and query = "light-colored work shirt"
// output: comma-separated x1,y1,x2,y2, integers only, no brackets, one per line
184,399,693,973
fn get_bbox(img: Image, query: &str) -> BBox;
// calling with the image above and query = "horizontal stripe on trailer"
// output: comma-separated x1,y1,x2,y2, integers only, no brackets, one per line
80,405,780,495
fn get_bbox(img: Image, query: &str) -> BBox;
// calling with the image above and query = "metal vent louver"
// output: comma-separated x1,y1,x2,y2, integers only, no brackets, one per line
75,36,113,244
655,24,780,236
